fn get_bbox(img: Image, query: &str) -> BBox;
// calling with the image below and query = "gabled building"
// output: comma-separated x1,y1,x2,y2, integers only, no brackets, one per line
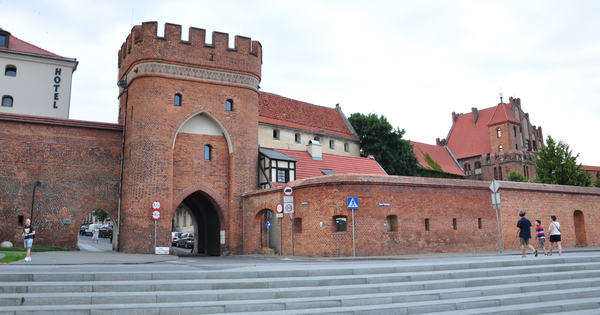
411,141,464,178
437,97,543,181
0,28,78,119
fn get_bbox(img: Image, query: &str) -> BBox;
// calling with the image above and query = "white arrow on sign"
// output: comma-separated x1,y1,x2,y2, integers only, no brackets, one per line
489,179,500,193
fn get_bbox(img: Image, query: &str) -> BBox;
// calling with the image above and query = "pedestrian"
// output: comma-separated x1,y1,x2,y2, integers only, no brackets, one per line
92,226,100,243
534,220,548,256
109,225,113,244
548,215,562,256
21,218,36,262
516,211,537,258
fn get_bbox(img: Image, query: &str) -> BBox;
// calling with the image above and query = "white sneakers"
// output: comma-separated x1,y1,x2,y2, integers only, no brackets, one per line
24,257,31,262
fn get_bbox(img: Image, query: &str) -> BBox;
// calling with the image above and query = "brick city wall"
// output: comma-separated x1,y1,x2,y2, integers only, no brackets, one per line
0,114,122,249
242,174,600,257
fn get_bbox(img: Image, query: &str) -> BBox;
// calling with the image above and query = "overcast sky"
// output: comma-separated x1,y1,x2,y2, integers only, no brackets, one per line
2,0,599,165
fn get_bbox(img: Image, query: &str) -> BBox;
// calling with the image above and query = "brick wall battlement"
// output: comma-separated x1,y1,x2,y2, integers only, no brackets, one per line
118,22,262,82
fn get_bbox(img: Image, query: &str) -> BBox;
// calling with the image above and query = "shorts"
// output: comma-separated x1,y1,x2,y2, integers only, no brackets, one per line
550,235,561,243
538,238,545,248
24,238,33,248
519,237,530,245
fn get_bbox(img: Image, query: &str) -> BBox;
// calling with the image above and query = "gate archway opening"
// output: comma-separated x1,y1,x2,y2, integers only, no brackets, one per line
78,208,115,251
254,209,278,254
175,191,222,256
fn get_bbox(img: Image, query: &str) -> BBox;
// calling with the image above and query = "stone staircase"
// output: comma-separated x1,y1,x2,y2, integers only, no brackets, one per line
1,256,600,314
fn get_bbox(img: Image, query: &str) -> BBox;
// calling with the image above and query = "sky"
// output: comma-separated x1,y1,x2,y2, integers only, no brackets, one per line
2,0,599,165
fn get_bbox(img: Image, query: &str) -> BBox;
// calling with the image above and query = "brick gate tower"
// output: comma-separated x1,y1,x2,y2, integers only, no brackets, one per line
117,22,262,254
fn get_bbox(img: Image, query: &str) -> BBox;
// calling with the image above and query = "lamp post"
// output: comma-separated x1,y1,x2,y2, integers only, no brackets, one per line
30,181,41,222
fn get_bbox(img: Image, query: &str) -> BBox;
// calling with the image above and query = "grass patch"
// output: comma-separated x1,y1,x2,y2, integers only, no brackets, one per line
0,246,73,252
0,252,27,263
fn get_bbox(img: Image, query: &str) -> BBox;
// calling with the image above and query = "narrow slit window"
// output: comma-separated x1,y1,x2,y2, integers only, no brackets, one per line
174,94,182,106
478,218,482,229
226,99,233,111
204,145,211,160
425,218,430,231
453,218,457,230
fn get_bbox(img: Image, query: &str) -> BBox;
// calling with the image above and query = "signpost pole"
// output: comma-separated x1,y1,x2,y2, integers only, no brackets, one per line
289,214,294,256
279,217,282,256
154,220,157,250
494,203,503,253
489,180,503,253
352,208,355,257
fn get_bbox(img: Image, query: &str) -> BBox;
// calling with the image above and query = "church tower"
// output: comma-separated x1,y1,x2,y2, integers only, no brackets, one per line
116,22,262,254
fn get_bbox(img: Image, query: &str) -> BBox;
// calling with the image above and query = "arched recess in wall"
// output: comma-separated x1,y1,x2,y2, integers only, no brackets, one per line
253,208,278,254
172,111,233,153
573,210,587,247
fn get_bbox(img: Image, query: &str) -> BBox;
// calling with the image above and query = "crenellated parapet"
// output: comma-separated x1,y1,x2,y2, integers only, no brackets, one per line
118,22,262,87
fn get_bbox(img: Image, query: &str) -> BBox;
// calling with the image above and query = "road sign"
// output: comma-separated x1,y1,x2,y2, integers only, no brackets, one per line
283,185,293,196
491,193,501,205
152,200,161,210
347,197,359,209
284,203,294,213
276,213,283,218
276,203,283,213
283,196,293,203
489,179,500,193
151,210,161,220
266,221,271,230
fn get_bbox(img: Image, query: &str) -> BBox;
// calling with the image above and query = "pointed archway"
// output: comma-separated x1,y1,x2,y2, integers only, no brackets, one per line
573,210,587,247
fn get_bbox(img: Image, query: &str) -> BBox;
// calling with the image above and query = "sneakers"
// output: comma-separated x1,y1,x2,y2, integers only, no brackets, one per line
24,257,31,262
534,250,538,257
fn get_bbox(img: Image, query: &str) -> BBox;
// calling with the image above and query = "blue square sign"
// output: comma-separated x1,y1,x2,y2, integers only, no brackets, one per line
347,197,359,209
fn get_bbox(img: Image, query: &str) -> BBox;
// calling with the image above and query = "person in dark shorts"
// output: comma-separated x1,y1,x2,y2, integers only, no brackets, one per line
548,215,562,256
516,211,537,258
22,218,36,262
535,220,547,256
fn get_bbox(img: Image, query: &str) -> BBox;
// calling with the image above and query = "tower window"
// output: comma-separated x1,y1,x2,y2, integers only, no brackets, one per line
513,126,517,137
174,94,182,106
204,145,211,160
329,140,335,150
499,166,503,180
474,161,481,169
2,96,13,107
344,142,350,152
226,99,233,111
497,127,501,137
5,65,16,76
498,145,503,153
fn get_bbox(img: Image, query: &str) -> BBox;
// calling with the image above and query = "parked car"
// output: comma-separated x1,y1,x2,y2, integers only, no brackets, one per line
85,224,102,236
177,232,195,248
79,225,88,235
171,232,182,246
99,225,113,238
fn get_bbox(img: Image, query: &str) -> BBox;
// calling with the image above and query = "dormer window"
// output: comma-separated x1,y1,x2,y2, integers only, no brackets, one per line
4,65,16,77
0,31,9,48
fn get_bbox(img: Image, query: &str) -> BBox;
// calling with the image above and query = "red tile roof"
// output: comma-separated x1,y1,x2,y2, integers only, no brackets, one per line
258,92,358,141
487,103,520,126
0,28,75,60
446,107,495,159
581,165,600,172
411,141,464,177
271,148,387,179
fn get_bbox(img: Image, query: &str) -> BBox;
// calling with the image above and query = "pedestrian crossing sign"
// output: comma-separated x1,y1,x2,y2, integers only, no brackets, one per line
347,197,359,209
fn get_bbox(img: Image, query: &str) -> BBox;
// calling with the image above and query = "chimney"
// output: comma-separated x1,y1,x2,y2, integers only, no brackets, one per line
471,107,479,126
307,140,322,160
452,112,459,123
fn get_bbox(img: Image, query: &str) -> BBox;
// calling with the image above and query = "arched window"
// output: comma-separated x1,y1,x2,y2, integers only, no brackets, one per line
204,145,211,160
4,65,16,76
226,99,233,111
513,126,517,137
474,161,481,169
333,216,347,232
2,96,13,107
498,145,503,153
174,94,182,106
497,127,501,137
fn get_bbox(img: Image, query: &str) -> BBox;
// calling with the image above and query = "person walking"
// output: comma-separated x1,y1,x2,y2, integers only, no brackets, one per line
534,220,548,256
92,226,100,243
548,215,562,256
21,218,36,262
516,211,537,258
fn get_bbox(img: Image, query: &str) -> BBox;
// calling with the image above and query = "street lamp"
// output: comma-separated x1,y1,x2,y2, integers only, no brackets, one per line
30,181,41,222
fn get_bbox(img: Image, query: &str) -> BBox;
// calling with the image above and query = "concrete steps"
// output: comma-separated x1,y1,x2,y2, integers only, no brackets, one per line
1,256,600,314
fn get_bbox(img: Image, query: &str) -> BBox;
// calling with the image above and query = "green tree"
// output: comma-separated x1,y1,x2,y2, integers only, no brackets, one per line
534,136,591,186
507,170,528,182
92,209,109,223
595,179,600,188
348,113,418,176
